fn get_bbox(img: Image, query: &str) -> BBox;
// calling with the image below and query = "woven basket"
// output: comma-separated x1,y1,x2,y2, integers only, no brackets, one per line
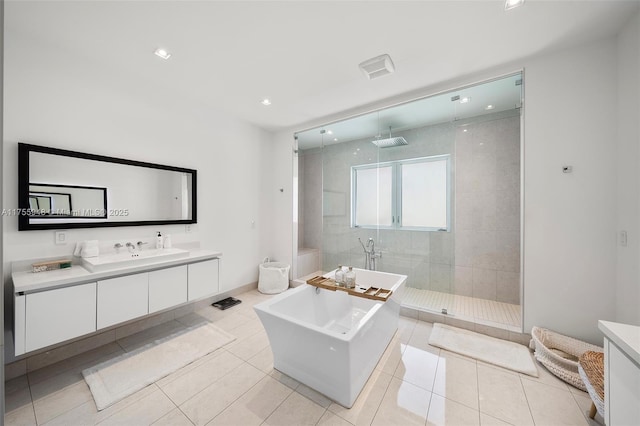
578,351,605,418
529,326,603,391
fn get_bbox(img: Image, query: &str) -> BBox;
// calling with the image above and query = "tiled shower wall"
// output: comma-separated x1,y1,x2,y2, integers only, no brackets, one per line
454,113,521,304
298,148,322,251
298,111,520,304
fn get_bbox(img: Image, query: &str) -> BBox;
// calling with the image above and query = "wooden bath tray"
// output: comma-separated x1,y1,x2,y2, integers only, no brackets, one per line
305,276,393,302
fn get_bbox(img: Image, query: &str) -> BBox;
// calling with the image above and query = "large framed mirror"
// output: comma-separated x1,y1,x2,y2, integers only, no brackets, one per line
18,143,197,230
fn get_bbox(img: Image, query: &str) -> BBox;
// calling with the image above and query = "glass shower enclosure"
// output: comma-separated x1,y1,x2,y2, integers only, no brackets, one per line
295,73,523,331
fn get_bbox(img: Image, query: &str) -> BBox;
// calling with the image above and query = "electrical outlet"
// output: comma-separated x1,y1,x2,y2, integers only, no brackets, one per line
55,231,67,245
185,224,192,233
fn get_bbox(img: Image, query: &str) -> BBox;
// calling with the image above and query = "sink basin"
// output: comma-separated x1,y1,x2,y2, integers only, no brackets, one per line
82,248,190,272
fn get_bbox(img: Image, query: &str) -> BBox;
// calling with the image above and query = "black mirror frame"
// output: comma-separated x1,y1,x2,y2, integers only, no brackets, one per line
18,142,197,231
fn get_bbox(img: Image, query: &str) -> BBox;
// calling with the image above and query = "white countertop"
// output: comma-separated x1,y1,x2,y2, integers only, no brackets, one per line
599,320,640,366
12,249,222,294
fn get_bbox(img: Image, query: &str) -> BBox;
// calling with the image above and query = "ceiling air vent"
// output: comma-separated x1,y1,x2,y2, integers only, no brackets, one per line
359,54,395,80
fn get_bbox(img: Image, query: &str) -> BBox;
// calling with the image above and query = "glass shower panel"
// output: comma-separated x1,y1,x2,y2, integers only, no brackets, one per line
320,111,381,273
373,93,457,293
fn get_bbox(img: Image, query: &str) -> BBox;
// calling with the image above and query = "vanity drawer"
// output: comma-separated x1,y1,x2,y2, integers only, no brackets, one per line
149,265,188,313
97,273,149,329
25,282,97,353
188,259,219,301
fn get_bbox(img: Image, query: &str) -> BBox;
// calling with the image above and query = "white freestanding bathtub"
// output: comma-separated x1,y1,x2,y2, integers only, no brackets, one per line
254,268,406,408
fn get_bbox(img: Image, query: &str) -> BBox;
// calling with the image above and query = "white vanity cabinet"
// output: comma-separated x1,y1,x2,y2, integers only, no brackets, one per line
23,282,97,353
13,251,222,356
188,259,219,301
149,265,188,313
97,273,149,329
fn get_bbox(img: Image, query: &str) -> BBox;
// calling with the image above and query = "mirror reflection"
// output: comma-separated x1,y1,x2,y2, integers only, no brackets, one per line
28,183,107,218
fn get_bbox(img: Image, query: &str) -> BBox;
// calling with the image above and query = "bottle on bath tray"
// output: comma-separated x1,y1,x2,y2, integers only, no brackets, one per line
164,234,172,249
156,231,164,249
345,266,356,289
335,265,345,285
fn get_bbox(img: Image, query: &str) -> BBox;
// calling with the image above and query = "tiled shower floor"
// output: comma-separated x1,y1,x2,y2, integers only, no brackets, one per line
403,287,522,330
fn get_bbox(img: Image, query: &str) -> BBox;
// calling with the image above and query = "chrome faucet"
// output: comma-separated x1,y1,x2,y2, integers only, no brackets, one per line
125,242,136,253
137,241,148,249
358,237,382,270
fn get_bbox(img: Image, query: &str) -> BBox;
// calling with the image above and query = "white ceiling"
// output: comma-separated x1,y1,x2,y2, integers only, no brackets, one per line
5,1,639,133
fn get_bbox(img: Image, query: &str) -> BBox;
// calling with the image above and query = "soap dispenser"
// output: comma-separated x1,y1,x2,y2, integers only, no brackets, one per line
335,265,345,285
345,266,356,289
156,231,164,249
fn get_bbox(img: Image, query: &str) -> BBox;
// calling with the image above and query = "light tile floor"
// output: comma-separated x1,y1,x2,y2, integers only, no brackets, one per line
5,288,602,426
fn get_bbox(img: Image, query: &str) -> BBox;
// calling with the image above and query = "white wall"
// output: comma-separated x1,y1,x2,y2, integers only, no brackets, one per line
3,28,276,345
616,12,640,326
274,35,631,344
271,130,295,269
522,39,618,344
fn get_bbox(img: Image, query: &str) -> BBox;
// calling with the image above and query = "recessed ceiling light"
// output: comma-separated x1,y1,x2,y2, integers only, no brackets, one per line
334,138,338,142
260,98,272,106
460,97,471,104
463,129,468,133
504,0,524,10
327,130,333,135
154,48,171,60
485,104,494,110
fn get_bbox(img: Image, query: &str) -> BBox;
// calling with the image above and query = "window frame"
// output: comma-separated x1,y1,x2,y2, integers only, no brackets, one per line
351,154,451,232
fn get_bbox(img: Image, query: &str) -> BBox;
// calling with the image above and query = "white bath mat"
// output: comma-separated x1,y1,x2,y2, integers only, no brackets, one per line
428,323,538,377
83,323,235,410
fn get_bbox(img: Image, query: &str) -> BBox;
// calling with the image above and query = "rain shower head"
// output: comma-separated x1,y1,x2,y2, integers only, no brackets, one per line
372,137,408,148
372,126,408,148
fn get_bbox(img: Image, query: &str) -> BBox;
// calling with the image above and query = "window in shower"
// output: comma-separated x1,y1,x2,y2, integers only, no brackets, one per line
352,164,393,227
351,154,450,231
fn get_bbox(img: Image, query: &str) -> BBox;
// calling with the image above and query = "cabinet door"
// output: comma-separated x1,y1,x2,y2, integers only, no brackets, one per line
149,265,188,313
188,259,219,301
607,339,640,425
97,273,148,329
25,282,97,353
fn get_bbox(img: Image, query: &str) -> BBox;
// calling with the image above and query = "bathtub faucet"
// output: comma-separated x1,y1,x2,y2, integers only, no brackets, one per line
358,237,381,270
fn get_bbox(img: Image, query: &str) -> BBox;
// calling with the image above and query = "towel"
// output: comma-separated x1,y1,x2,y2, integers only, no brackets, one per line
74,240,100,258
81,246,99,258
